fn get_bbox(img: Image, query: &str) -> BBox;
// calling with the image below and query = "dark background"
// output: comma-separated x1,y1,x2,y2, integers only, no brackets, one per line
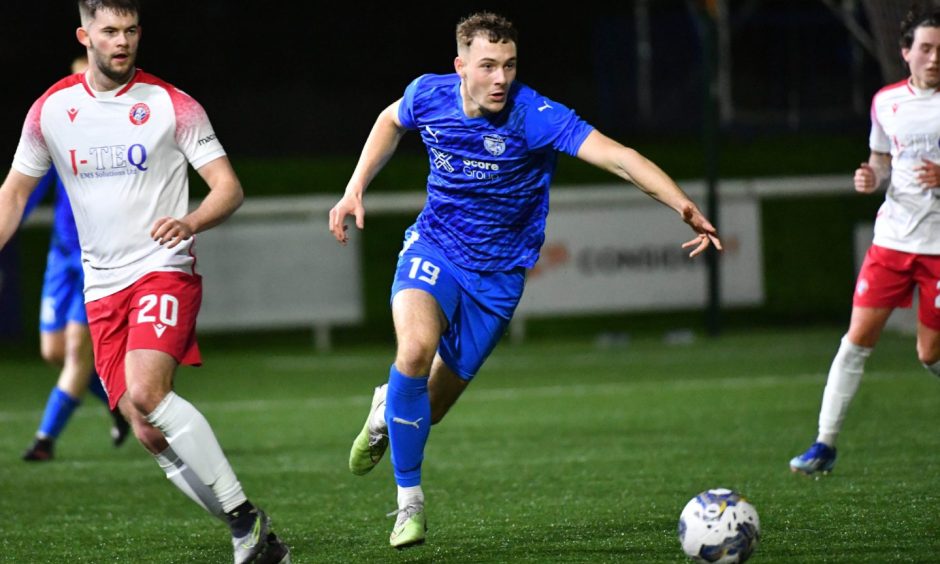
0,1,906,344
1,1,886,162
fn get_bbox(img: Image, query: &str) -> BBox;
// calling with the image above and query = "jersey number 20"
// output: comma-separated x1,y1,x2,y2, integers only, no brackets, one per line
137,294,179,326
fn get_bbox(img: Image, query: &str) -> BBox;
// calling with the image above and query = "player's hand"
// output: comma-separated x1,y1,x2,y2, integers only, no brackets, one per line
679,204,722,258
854,162,879,193
151,217,194,249
915,159,940,190
328,192,365,245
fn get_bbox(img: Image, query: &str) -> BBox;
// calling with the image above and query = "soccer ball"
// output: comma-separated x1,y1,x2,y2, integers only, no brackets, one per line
677,488,760,563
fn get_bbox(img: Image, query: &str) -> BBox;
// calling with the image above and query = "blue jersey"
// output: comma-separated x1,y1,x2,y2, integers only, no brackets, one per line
22,168,80,254
398,73,594,271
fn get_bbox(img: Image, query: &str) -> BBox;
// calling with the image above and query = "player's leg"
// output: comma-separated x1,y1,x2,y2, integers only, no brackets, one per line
23,256,78,461
23,330,68,461
92,272,288,563
817,306,889,440
126,350,287,562
385,288,445,548
428,354,469,424
66,260,131,446
790,307,887,475
914,254,940,376
791,245,909,475
349,239,460,478
917,323,940,374
348,352,469,475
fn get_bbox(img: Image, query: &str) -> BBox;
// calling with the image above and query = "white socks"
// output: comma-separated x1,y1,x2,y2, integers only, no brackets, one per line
147,391,247,513
154,446,224,518
817,336,872,446
397,485,424,509
923,359,940,378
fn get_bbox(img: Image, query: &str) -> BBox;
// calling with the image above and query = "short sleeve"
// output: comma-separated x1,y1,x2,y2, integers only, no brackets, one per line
869,96,890,153
170,89,226,170
524,95,594,156
12,98,52,178
397,76,424,131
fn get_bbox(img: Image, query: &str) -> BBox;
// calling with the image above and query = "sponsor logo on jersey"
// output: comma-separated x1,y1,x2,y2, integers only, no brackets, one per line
129,103,151,125
483,134,506,156
537,100,553,112
462,158,500,181
67,108,79,123
197,133,217,146
431,147,455,172
424,126,441,143
68,144,150,177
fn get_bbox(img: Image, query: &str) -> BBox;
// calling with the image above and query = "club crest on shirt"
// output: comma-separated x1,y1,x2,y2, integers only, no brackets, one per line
129,103,151,125
483,134,506,157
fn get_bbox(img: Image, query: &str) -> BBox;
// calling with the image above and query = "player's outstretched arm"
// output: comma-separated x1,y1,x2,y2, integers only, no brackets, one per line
0,169,42,250
576,130,721,257
329,100,407,245
854,151,891,194
151,156,244,249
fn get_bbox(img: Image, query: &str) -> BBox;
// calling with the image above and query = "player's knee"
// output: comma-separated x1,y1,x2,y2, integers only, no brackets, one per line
916,345,940,367
39,343,64,366
395,342,436,376
917,339,940,366
62,340,89,370
125,380,168,416
40,350,64,366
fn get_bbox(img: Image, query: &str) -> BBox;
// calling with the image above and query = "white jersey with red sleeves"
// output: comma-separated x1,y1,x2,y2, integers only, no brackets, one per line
12,69,225,301
869,79,940,254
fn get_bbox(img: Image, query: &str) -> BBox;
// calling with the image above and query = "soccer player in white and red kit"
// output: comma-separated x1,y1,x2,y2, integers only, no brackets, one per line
790,8,940,475
0,2,289,562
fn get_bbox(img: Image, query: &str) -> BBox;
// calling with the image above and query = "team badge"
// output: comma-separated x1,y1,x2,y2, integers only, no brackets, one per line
483,134,506,157
129,103,151,125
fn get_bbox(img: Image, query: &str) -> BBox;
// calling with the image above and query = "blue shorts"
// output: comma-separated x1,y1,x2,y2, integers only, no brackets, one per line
39,246,87,332
390,232,526,380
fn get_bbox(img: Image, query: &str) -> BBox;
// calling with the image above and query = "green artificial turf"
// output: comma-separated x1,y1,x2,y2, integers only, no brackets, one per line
1,327,937,562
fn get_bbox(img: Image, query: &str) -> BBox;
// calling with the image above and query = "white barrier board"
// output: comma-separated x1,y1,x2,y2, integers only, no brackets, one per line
194,216,362,330
518,195,763,315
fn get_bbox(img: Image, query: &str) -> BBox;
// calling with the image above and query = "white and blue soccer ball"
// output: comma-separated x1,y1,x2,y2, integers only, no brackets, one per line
677,488,760,563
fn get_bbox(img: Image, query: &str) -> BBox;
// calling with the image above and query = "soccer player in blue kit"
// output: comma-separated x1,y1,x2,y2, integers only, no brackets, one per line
328,12,722,548
21,163,129,461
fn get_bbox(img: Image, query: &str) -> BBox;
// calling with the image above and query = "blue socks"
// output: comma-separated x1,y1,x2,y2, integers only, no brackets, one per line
37,387,79,439
385,364,431,488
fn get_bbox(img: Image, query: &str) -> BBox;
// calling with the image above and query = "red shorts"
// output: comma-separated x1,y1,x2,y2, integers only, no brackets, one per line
86,271,202,409
854,245,940,330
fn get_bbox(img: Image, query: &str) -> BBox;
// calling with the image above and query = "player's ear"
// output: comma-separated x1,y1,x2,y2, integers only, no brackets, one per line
454,55,465,77
76,26,90,48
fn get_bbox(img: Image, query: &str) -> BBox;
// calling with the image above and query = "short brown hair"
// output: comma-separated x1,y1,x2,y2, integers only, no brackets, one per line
456,12,517,50
78,0,140,25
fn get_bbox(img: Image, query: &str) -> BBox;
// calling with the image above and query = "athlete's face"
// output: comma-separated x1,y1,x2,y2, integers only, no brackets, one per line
77,9,140,90
455,36,517,117
903,25,940,89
